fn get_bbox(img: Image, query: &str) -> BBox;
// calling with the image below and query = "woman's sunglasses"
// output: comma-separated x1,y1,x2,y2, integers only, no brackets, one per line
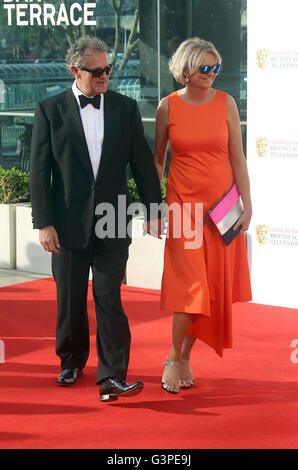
198,64,222,74
80,64,113,78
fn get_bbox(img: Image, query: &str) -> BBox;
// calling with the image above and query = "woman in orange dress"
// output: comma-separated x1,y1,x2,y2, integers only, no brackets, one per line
154,37,252,394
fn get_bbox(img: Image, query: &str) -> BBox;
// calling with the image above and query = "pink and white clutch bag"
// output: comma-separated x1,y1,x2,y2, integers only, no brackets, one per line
205,182,244,245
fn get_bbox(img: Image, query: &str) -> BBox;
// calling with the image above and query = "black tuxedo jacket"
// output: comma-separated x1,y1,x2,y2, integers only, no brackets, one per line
30,88,162,250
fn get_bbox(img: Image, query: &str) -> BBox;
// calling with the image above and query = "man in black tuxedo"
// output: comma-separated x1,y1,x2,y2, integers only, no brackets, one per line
30,36,162,402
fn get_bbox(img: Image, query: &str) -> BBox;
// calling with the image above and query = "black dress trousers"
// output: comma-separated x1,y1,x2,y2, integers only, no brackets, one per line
51,226,131,384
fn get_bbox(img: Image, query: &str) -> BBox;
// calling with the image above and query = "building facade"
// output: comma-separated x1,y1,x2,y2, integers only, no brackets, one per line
0,0,247,172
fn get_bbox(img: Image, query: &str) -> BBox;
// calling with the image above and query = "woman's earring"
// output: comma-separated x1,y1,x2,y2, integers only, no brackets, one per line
185,76,189,84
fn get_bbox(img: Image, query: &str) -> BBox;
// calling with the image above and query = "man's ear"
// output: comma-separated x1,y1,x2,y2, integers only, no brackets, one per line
70,66,80,79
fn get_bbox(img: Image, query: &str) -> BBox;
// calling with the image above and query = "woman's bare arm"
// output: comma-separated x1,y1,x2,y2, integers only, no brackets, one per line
227,94,252,233
154,97,170,182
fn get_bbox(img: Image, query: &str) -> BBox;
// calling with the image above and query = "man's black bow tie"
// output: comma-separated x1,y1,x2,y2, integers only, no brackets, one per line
79,94,101,109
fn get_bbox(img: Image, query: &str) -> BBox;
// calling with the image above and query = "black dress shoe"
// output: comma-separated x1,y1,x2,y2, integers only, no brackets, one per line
99,377,144,402
57,368,83,386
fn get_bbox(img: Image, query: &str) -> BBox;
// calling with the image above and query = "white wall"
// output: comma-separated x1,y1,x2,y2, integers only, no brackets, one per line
247,0,298,308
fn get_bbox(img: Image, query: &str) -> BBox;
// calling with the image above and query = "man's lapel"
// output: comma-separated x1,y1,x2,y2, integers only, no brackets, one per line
58,89,94,182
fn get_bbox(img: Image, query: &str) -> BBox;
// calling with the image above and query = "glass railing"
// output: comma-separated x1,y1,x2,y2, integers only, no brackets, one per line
0,110,247,173
0,111,34,171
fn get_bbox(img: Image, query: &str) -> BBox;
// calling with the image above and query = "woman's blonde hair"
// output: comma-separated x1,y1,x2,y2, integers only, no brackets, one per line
169,37,222,84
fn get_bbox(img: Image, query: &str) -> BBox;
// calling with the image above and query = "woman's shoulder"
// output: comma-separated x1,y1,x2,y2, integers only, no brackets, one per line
157,91,180,112
157,94,171,112
215,90,237,110
225,93,238,112
216,89,236,104
156,97,169,124
214,89,228,100
166,91,178,99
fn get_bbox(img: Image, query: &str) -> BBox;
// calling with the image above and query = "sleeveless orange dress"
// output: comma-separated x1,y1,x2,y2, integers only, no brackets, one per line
160,90,252,356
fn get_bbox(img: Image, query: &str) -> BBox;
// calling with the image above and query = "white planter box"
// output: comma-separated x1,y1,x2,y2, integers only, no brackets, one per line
16,205,52,275
0,203,16,269
126,217,165,290
14,210,165,283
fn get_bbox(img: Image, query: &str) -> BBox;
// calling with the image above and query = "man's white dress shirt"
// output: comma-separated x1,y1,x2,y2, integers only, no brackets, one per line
72,81,104,179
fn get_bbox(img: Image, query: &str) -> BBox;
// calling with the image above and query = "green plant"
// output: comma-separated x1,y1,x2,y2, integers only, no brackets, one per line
161,177,167,202
0,166,30,204
127,177,140,203
127,177,167,203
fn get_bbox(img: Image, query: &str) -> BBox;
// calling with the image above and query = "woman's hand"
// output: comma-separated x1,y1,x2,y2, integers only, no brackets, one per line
233,209,252,234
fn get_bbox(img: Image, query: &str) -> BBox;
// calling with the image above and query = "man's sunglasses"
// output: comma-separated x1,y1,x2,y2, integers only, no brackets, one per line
198,64,222,74
80,65,113,77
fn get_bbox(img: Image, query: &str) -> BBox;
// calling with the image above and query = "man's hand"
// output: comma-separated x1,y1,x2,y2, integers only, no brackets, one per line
143,218,165,239
39,226,60,254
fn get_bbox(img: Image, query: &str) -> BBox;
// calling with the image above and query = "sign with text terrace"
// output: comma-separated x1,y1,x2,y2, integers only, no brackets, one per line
3,0,96,26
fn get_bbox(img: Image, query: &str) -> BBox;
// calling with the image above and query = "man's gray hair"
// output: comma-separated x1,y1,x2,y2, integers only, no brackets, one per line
65,35,108,70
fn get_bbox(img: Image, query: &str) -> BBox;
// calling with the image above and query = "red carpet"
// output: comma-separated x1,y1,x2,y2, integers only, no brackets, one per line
0,277,298,449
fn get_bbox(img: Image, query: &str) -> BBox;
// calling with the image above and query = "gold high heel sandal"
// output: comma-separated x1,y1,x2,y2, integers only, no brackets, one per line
179,359,194,389
161,359,180,395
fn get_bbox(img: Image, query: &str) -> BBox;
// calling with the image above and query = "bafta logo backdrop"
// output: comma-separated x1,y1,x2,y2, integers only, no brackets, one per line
256,137,269,157
256,225,269,245
248,0,298,308
256,48,269,68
